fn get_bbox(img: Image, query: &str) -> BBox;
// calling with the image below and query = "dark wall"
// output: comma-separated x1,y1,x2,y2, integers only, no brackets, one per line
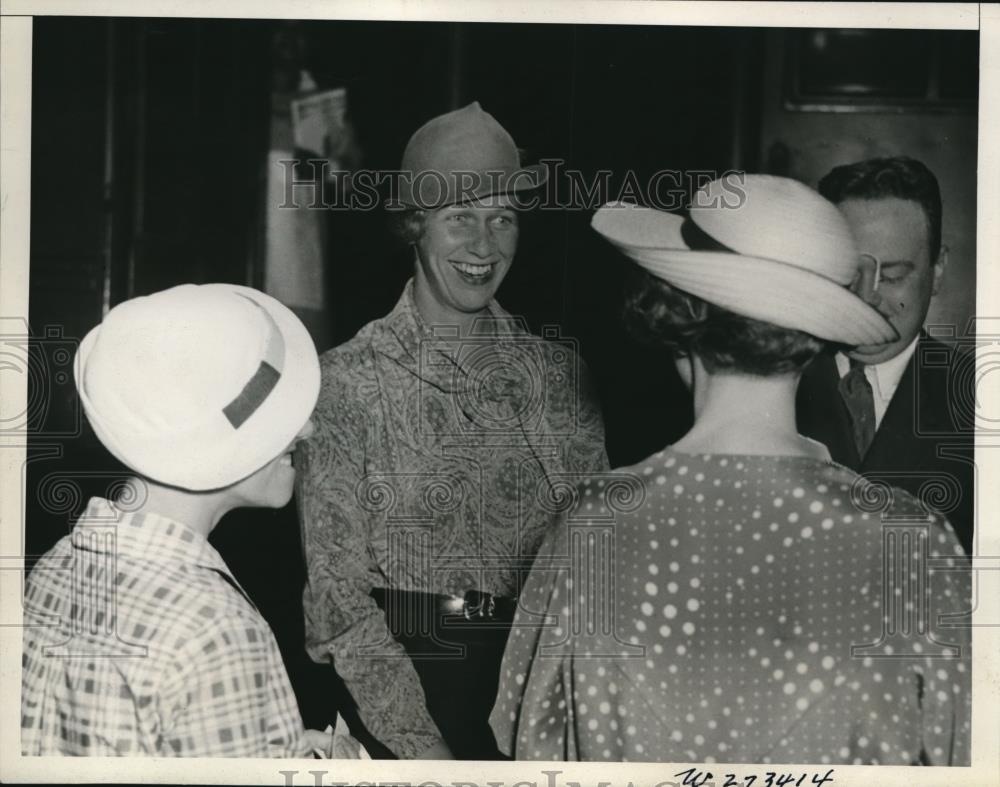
28,18,120,565
27,17,274,553
25,17,344,729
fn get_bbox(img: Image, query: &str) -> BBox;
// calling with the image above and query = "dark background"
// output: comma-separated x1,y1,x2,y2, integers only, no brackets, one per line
24,18,978,740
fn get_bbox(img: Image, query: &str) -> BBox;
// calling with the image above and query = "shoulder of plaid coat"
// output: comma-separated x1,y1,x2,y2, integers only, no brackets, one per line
21,511,306,757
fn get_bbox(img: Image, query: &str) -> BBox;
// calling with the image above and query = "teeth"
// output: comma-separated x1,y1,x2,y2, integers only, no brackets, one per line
453,262,493,275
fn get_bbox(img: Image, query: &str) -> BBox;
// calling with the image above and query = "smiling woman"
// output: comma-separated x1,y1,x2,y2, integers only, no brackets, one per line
296,101,609,760
412,198,520,331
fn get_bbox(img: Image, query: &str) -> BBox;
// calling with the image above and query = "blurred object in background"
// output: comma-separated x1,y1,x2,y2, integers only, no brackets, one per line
266,26,344,348
292,84,360,179
786,28,978,111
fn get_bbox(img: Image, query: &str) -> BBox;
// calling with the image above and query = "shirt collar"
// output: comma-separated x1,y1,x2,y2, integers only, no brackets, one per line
74,497,234,579
835,334,920,404
372,279,538,403
375,278,526,364
396,277,523,337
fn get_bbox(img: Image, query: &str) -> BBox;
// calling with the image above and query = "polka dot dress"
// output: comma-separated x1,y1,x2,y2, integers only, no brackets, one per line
490,449,971,764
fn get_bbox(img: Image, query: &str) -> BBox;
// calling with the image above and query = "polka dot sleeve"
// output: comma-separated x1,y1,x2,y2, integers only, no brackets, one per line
764,508,971,766
490,517,574,759
914,514,972,765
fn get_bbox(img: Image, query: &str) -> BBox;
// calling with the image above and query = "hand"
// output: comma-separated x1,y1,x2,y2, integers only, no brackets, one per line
303,728,333,758
414,738,454,760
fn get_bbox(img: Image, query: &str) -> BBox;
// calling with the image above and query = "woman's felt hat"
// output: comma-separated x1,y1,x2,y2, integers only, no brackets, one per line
387,102,547,210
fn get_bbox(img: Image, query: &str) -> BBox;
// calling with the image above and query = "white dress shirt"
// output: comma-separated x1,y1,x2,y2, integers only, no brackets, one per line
835,335,920,430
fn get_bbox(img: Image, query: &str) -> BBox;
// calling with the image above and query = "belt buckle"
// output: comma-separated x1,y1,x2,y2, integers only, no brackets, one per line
463,590,495,621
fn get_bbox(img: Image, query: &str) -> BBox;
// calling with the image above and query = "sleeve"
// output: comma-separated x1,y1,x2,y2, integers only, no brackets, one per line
837,507,972,766
295,358,443,758
159,615,308,758
917,515,972,765
490,513,574,759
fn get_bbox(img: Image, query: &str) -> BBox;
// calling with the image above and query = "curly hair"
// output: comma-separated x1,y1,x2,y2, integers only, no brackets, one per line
818,156,942,263
622,268,826,376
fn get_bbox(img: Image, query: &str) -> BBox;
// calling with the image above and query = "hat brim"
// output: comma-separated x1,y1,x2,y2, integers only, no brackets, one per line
75,285,321,491
593,203,897,347
385,162,549,211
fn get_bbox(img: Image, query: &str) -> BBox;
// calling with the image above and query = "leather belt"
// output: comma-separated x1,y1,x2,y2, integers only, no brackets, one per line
370,587,518,623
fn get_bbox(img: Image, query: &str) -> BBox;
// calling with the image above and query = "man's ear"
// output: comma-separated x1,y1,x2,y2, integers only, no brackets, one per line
673,350,694,391
931,244,949,296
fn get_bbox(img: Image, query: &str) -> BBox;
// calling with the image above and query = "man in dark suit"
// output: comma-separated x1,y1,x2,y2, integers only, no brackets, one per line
797,156,974,554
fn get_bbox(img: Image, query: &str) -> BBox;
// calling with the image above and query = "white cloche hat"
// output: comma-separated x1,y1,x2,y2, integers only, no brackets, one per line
74,283,320,491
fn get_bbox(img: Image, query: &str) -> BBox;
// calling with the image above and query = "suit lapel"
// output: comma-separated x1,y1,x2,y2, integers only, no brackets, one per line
797,351,861,470
862,349,917,471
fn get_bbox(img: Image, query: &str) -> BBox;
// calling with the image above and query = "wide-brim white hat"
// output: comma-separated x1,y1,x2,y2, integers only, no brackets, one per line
591,174,897,346
74,283,321,491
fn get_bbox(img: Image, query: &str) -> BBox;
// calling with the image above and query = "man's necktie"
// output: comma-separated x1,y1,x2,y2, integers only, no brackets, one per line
838,360,876,459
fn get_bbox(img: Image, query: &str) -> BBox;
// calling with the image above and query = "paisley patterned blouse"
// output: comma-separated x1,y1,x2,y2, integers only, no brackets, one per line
490,448,971,765
296,280,608,758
